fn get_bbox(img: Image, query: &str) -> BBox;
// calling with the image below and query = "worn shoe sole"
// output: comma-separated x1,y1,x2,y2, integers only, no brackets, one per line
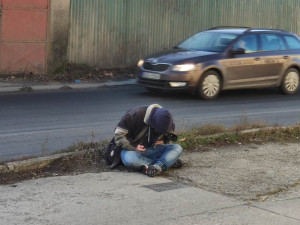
171,158,183,169
142,165,161,177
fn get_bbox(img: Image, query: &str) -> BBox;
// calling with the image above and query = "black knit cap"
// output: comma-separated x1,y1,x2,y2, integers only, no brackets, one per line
148,108,174,133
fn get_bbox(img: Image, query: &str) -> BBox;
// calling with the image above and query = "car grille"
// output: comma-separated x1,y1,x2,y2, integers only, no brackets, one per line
143,62,170,72
138,78,170,88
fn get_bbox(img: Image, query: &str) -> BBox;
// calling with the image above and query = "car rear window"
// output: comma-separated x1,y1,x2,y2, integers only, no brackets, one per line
260,34,286,51
284,35,300,50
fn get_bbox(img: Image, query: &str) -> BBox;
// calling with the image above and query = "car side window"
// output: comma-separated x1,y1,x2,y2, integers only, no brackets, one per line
284,35,300,50
260,34,287,51
233,35,258,53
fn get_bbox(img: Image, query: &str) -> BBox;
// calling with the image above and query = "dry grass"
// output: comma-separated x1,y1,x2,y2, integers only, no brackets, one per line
231,114,267,134
177,123,300,152
190,123,227,135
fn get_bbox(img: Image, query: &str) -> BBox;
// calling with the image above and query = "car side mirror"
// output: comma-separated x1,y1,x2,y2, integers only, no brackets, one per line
231,48,246,55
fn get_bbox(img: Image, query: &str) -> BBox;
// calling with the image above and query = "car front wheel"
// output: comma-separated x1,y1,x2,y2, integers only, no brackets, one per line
198,71,221,100
280,68,300,95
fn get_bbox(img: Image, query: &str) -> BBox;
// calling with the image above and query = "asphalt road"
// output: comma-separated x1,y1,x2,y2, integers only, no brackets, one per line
1,84,300,160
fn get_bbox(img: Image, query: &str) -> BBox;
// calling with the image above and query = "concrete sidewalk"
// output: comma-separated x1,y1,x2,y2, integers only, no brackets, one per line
1,172,299,225
0,79,137,93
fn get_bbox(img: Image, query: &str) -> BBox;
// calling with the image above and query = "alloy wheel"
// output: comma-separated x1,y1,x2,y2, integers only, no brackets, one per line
285,71,299,92
202,74,221,97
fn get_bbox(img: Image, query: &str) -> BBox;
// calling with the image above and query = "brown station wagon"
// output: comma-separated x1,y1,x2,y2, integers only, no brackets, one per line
137,27,300,99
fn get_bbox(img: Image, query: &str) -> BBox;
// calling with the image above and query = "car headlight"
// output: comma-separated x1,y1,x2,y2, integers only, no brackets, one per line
137,59,144,67
172,64,195,72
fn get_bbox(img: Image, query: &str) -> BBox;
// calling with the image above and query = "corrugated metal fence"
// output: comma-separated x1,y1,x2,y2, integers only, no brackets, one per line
68,0,300,69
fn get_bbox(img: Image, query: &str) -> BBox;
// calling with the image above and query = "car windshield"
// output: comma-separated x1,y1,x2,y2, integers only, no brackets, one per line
177,31,238,52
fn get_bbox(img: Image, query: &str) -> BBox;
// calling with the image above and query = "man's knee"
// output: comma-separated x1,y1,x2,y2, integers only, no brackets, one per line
121,150,138,166
172,144,183,155
121,150,145,169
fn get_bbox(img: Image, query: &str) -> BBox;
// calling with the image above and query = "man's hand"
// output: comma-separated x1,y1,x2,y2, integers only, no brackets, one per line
154,140,164,146
136,144,146,152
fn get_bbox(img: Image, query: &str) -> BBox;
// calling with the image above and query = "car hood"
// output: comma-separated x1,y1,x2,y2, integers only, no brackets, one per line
145,48,218,64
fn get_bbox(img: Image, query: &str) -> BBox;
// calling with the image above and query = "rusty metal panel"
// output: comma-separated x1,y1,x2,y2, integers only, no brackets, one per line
0,43,46,72
1,10,47,41
69,0,300,69
1,0,48,9
0,0,49,73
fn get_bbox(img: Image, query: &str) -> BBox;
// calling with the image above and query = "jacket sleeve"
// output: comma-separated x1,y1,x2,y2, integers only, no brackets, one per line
114,113,137,151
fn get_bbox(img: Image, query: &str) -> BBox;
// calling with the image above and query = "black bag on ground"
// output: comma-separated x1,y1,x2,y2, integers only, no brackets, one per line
105,138,123,169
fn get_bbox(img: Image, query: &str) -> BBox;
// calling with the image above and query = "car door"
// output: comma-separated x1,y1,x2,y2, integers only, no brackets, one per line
222,34,264,89
256,33,289,85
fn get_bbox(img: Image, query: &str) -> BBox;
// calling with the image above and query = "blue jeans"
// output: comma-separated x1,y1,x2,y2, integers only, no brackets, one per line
121,144,183,171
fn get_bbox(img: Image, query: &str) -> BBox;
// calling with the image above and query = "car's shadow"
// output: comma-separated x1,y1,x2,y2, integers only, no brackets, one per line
138,86,300,103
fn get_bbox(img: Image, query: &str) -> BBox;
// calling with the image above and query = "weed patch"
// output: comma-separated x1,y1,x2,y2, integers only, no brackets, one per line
0,141,113,185
0,65,136,84
190,123,226,135
177,125,300,152
231,114,266,134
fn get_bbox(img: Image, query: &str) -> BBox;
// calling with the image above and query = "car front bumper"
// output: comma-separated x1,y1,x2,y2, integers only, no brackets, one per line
137,70,200,91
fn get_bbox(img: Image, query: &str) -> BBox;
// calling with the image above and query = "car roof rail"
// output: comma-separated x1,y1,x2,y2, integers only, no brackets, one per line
206,26,290,34
247,28,289,33
208,26,251,30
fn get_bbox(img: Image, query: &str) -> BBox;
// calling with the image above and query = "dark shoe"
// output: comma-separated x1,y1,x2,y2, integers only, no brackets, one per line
142,165,162,177
171,159,183,169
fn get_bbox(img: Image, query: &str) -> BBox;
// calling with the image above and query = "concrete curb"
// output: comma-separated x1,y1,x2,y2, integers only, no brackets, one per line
0,79,137,93
0,152,80,174
1,125,298,175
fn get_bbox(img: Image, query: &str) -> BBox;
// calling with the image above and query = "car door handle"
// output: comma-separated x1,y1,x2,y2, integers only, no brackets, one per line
254,57,260,61
283,56,289,59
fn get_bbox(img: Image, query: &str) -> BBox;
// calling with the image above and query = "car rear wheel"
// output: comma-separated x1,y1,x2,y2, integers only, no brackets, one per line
198,71,221,100
280,68,300,95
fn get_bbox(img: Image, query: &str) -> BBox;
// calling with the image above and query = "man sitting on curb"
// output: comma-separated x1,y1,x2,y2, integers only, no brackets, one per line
114,104,183,177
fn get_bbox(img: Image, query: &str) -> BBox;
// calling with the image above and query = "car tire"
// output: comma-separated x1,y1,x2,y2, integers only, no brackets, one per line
198,70,222,100
280,68,300,95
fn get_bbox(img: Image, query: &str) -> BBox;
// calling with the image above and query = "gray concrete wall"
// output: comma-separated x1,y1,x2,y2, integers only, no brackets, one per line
47,0,70,74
